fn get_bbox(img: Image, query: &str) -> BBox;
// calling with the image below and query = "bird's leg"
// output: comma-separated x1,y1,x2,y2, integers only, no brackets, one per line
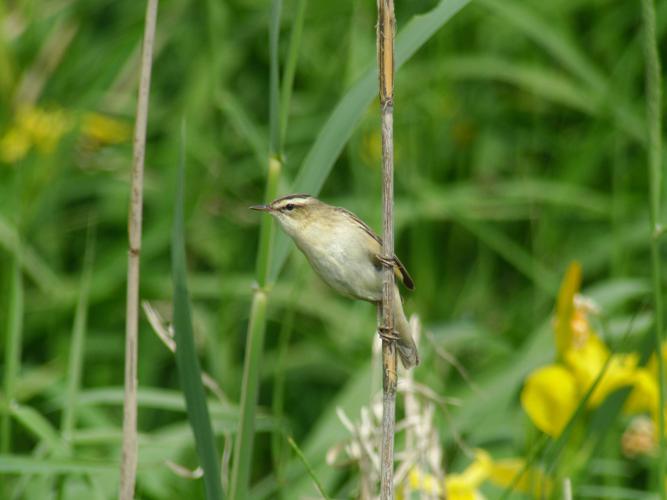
377,325,400,342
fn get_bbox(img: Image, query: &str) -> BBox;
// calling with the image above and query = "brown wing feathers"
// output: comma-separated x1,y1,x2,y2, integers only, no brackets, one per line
335,207,415,291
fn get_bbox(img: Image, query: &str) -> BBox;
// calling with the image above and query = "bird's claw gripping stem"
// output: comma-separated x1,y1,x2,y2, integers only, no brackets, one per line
378,326,400,342
377,255,394,268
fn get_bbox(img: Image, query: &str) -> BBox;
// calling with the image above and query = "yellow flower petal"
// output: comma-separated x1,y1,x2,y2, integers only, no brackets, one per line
408,452,492,500
82,112,131,145
488,457,553,496
445,475,486,500
521,364,578,437
625,368,659,415
407,467,442,495
554,262,582,357
0,128,31,163
566,344,637,408
17,105,71,154
460,449,492,487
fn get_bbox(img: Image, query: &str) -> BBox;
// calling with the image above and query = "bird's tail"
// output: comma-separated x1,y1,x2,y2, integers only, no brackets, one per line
392,287,419,369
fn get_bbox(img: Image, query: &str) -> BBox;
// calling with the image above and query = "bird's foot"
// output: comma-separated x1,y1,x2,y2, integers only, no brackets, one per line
376,255,394,268
377,326,400,343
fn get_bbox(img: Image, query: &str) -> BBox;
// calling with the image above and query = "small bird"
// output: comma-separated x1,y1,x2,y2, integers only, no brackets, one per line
251,194,419,368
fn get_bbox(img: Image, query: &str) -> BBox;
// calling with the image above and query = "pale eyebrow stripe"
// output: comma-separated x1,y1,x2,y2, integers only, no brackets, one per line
274,193,312,203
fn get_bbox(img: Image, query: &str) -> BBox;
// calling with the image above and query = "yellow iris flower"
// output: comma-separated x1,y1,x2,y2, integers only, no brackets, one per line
521,261,663,439
402,450,551,499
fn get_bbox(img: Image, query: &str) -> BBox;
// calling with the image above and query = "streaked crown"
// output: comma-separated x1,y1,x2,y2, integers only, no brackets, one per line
269,193,317,213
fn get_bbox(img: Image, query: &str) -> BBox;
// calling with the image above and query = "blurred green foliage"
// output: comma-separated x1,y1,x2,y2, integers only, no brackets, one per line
0,0,666,498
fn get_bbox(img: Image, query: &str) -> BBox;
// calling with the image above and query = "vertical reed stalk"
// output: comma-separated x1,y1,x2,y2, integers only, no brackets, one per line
230,159,280,500
230,2,283,498
119,0,158,498
377,1,397,498
641,1,665,497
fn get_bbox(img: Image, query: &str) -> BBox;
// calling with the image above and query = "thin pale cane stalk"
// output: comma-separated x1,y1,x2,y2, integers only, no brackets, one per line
119,0,158,498
377,1,397,499
641,1,665,497
230,1,283,497
563,478,573,500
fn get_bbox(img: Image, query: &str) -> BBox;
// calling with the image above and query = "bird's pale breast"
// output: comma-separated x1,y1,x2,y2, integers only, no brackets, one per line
293,218,382,302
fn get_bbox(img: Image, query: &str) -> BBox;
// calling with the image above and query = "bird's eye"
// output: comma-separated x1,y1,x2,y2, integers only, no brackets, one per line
285,203,295,211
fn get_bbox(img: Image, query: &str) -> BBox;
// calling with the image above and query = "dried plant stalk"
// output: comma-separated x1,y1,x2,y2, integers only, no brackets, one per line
119,0,158,498
377,1,397,499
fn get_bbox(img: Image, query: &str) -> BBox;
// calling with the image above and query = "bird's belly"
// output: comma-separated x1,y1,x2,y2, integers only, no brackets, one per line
300,237,381,302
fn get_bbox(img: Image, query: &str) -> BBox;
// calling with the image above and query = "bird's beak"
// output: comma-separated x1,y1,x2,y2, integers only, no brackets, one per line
250,204,273,212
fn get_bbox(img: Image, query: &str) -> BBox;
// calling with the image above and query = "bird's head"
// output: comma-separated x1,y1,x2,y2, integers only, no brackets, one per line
250,194,323,237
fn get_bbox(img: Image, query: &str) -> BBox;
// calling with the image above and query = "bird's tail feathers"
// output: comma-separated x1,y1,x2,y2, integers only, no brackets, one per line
393,289,419,369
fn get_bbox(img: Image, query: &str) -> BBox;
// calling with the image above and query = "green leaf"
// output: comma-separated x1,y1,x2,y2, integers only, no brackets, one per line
1,256,23,454
172,125,223,500
0,456,117,475
10,404,66,456
61,224,95,444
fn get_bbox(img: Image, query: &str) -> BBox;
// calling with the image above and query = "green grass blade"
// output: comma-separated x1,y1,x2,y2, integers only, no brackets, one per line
230,292,268,500
478,0,605,91
230,2,284,498
477,0,643,144
75,387,234,415
641,0,665,495
61,225,95,446
0,456,118,475
252,363,373,499
456,218,559,295
0,216,65,298
172,126,223,500
269,0,471,281
437,55,597,113
270,286,299,489
278,0,307,154
268,0,282,155
215,90,267,170
9,404,66,456
287,437,331,500
1,257,23,454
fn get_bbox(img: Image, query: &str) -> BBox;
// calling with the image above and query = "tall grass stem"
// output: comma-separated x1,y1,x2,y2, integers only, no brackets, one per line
230,3,283,497
61,225,95,446
1,257,23,455
286,437,331,500
278,0,307,154
119,0,158,497
641,0,665,496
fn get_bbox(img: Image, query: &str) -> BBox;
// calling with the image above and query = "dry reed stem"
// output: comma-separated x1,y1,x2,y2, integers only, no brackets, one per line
119,0,158,498
377,1,397,499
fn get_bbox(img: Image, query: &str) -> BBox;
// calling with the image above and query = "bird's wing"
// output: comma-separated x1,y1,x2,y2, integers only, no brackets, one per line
336,207,415,291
